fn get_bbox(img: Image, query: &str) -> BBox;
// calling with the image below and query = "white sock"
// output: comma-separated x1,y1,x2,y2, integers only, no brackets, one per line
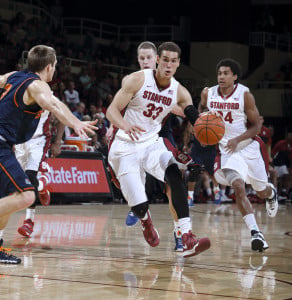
173,221,179,232
243,214,259,232
26,208,36,221
178,217,191,235
267,183,275,199
188,191,194,199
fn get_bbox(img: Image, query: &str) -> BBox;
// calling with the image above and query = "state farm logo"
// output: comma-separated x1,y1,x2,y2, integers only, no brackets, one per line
47,166,99,185
46,158,111,193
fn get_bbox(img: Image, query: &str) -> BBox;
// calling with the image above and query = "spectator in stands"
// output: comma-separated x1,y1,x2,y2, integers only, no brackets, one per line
73,101,86,121
259,124,278,191
64,80,80,110
272,131,292,200
88,102,98,119
79,66,92,99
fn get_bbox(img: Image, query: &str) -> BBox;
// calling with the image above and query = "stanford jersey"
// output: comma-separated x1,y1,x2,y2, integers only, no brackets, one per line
115,69,178,143
207,83,251,153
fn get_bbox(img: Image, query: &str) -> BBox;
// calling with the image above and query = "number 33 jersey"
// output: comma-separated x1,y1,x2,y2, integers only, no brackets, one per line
116,69,179,143
207,83,252,152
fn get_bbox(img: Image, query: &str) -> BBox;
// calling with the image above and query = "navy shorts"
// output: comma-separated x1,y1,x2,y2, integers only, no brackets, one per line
0,141,34,198
190,139,216,176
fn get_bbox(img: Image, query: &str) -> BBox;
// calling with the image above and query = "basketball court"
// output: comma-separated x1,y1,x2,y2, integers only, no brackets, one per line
1,202,291,299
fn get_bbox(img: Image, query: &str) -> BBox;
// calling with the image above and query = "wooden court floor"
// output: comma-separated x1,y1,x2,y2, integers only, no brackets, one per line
0,202,291,299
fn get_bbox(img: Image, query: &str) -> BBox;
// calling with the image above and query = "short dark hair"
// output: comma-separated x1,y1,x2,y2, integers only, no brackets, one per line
216,58,242,83
28,45,56,73
137,41,157,54
157,42,181,58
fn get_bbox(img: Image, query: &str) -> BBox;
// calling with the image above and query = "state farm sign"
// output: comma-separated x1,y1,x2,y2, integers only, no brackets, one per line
47,157,111,193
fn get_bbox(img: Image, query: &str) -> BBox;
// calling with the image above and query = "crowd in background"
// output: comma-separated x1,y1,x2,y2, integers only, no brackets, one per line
0,9,291,203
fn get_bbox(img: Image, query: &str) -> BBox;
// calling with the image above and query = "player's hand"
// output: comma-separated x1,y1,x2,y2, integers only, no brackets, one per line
124,123,146,141
224,137,238,153
50,141,62,158
206,110,222,119
105,126,114,144
73,119,98,138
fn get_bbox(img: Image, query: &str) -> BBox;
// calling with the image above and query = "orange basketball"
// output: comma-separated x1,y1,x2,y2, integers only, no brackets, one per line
194,112,225,145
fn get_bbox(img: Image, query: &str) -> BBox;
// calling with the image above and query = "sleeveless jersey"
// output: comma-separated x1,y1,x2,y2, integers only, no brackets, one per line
0,71,42,145
32,110,51,139
115,69,179,143
207,83,251,151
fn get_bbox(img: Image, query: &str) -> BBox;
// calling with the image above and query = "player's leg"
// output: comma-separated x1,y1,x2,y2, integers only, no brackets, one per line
146,139,210,257
109,143,160,247
166,183,183,252
119,171,160,247
248,140,278,217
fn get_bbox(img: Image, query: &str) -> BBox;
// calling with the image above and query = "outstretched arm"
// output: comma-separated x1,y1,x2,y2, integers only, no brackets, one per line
106,71,146,141
27,81,97,138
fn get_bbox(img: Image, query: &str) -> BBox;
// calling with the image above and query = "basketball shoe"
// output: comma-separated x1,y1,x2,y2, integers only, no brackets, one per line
181,231,211,258
0,240,21,264
141,211,160,247
174,230,183,252
265,187,278,218
18,219,34,237
125,211,139,226
39,175,51,206
251,230,269,252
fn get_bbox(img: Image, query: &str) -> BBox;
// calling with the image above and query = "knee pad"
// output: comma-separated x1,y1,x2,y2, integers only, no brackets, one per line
188,163,202,182
164,163,183,186
131,202,149,219
25,170,39,188
223,169,243,185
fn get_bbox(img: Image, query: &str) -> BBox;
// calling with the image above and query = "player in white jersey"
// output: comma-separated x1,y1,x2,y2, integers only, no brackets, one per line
200,58,278,252
107,42,210,258
15,101,64,237
118,41,192,252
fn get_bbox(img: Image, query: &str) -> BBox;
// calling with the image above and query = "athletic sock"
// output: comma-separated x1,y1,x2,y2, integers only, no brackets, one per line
243,213,260,232
26,208,36,221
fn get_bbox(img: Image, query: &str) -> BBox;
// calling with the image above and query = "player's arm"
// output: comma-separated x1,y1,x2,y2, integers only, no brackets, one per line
27,81,97,138
177,84,198,125
242,91,263,141
171,104,185,117
106,71,146,141
225,91,263,153
50,109,65,158
198,87,209,113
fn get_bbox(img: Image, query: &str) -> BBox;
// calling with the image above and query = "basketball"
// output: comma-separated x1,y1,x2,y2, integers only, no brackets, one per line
194,112,225,145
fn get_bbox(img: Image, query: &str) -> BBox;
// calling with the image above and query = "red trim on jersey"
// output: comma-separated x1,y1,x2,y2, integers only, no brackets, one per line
153,70,170,91
108,164,120,190
0,162,34,193
14,77,39,108
218,83,238,100
214,149,222,174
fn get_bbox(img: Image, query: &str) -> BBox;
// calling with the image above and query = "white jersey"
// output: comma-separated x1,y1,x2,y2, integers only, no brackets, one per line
32,110,51,139
207,83,251,153
115,69,179,143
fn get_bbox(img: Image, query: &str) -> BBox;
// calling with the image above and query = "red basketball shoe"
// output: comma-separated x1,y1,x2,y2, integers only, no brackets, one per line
18,219,34,237
182,231,211,258
141,211,160,247
39,189,51,206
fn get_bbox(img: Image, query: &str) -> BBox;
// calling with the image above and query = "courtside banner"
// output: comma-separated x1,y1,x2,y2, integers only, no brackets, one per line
46,151,112,195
